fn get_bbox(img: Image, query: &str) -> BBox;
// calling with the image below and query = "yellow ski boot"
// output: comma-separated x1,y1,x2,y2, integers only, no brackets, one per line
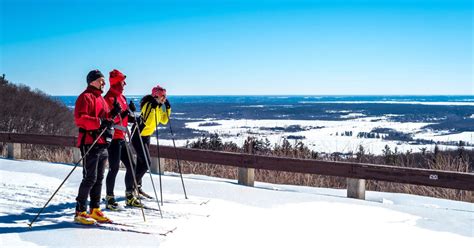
89,208,111,223
74,211,97,225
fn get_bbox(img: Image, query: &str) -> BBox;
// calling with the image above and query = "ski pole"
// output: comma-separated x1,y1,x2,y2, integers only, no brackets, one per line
164,109,188,199
130,117,138,139
154,113,164,205
129,108,163,218
128,100,139,138
119,115,146,222
28,128,108,228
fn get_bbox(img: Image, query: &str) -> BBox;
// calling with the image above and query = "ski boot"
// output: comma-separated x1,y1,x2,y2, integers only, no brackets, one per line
89,208,111,223
74,211,96,225
137,186,153,199
105,195,120,211
126,192,144,208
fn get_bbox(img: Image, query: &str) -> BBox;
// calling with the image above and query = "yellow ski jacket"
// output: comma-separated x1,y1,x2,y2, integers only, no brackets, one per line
140,101,171,136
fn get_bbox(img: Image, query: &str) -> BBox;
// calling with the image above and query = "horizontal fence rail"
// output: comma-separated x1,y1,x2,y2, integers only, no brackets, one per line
1,132,473,192
0,132,77,147
152,146,474,191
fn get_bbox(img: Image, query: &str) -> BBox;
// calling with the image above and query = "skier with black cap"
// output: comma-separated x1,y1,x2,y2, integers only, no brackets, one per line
73,69,121,224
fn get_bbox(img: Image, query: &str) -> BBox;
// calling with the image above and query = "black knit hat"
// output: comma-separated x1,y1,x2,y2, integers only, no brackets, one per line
86,69,104,84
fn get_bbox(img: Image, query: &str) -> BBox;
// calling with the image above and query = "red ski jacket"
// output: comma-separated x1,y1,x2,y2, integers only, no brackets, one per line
74,86,110,147
104,87,129,140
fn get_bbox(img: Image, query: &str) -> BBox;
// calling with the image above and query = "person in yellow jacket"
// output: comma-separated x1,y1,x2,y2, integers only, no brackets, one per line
130,85,171,202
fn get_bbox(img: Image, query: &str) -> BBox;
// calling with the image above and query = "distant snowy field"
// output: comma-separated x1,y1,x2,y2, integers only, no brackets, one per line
154,116,474,155
0,158,473,247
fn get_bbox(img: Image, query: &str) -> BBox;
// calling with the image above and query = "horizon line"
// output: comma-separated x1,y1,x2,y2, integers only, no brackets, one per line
52,94,474,97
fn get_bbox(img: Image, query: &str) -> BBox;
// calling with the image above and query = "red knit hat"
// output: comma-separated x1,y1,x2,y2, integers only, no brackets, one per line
152,85,166,98
109,69,126,87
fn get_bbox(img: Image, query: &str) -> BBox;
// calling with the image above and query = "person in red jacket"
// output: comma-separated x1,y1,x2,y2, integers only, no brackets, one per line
103,69,143,210
73,69,121,225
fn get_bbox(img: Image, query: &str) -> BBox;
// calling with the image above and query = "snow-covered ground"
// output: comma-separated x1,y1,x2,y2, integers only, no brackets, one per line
0,158,473,247
413,131,474,144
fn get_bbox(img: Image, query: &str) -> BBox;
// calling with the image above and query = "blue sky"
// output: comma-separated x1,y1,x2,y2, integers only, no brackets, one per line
0,0,472,95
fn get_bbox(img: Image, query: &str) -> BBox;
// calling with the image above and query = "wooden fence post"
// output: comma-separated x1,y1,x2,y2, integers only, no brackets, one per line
238,167,255,187
72,148,82,166
150,157,165,175
347,178,366,200
150,157,158,174
238,142,255,186
466,191,474,203
7,143,21,159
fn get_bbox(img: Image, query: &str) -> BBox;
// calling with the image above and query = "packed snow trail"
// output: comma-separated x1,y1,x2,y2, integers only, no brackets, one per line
0,158,472,247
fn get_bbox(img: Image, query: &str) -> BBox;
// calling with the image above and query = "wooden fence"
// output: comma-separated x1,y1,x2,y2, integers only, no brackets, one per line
1,132,473,200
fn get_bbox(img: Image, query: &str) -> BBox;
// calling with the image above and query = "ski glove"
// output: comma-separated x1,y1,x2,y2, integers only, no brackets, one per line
129,101,136,112
100,119,115,144
150,98,162,109
110,99,122,117
103,128,114,145
127,114,136,123
120,109,129,119
164,99,171,109
100,118,114,130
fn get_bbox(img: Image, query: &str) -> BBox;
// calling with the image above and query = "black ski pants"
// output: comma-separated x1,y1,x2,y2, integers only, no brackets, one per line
75,144,108,212
106,139,136,195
